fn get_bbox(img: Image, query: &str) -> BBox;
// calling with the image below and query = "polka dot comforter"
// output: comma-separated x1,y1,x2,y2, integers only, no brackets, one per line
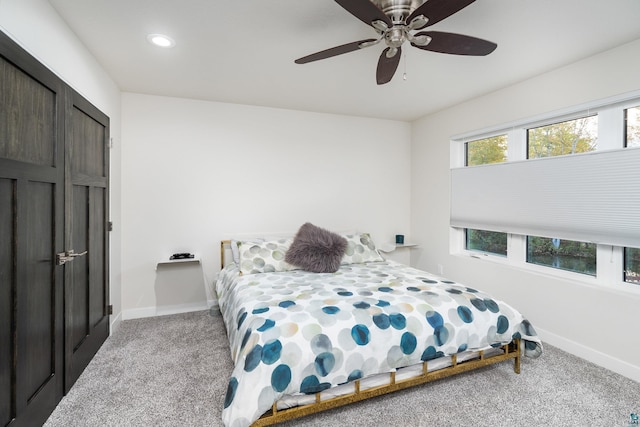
216,260,542,427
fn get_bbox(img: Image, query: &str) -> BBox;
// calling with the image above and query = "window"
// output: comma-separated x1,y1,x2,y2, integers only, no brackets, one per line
528,115,598,159
527,237,596,276
466,229,507,256
464,135,508,255
625,106,640,148
466,134,507,166
625,248,640,284
452,93,640,290
526,117,597,276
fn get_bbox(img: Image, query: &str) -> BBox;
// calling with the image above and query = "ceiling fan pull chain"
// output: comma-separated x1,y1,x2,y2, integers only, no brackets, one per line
403,51,408,81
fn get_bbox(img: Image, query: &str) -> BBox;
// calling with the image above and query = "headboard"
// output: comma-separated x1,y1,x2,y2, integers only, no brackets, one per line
220,240,232,270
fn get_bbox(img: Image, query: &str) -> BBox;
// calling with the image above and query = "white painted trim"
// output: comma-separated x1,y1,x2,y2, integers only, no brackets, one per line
109,310,123,335
536,327,640,383
451,89,640,141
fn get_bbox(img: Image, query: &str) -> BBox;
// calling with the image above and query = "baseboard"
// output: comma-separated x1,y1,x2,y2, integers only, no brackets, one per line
109,310,123,335
536,327,640,383
122,301,212,321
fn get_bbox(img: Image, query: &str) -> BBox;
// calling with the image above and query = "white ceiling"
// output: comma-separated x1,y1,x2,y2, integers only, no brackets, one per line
49,0,640,122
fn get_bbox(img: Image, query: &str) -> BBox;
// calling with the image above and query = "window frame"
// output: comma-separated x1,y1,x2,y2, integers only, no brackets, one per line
450,92,640,293
624,105,640,148
526,114,599,159
624,247,640,284
465,228,508,257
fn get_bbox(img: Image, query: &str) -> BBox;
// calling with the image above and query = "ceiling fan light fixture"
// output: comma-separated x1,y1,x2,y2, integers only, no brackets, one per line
371,20,389,32
385,47,399,58
409,33,432,46
407,14,428,30
147,34,175,48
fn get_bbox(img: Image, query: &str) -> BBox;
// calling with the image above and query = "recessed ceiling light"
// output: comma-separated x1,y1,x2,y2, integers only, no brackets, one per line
147,34,175,48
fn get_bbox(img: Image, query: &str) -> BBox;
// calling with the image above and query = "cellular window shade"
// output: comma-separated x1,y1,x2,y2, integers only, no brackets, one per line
450,147,640,248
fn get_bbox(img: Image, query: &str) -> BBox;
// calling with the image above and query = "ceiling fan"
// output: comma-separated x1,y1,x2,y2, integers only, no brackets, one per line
295,0,497,85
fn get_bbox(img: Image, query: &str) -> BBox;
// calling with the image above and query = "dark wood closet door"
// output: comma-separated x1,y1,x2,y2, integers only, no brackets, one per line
1,30,110,426
0,35,65,427
63,90,110,391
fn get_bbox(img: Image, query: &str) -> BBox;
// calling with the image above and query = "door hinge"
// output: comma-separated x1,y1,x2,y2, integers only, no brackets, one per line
108,221,113,232
107,305,113,315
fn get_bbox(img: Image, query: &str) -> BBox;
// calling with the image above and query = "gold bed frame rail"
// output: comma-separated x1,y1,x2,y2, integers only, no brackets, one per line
252,340,521,426
221,240,231,269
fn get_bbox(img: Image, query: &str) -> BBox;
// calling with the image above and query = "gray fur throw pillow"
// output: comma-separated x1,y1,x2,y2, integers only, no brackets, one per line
285,223,348,273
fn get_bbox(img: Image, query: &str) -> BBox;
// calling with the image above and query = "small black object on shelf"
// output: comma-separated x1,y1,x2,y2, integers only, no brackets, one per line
395,234,404,244
170,253,194,260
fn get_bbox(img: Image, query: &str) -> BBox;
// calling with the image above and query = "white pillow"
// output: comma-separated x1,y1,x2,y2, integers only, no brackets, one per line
230,238,263,265
237,238,297,275
340,232,384,265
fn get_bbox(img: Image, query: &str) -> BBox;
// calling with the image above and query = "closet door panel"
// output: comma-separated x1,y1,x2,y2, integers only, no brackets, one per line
69,184,89,351
0,178,14,426
0,55,56,167
89,186,106,327
71,104,105,177
14,177,64,427
2,30,65,427
18,181,55,396
64,91,109,391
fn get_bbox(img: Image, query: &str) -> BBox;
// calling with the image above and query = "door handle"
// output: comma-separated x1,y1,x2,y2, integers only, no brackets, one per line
56,249,88,265
67,249,88,257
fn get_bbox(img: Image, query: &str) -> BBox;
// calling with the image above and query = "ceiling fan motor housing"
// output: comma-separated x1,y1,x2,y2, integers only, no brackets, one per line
372,0,426,23
385,27,406,48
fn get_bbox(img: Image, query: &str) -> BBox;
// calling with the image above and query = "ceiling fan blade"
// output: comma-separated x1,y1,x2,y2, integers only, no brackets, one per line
407,0,476,29
411,31,497,56
295,39,377,64
335,0,392,28
376,47,402,85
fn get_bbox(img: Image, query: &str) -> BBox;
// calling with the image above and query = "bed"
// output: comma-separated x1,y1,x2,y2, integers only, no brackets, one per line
216,227,542,427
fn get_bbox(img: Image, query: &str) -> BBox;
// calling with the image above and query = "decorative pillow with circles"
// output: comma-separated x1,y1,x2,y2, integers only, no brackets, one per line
340,232,384,265
238,238,297,275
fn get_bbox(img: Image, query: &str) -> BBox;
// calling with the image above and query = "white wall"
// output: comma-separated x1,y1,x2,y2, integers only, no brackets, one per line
121,93,411,319
6,0,638,384
0,0,123,331
411,38,640,381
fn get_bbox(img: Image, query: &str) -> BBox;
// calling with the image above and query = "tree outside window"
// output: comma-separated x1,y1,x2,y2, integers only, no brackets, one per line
528,116,598,159
466,229,507,257
624,248,640,284
466,135,507,166
626,106,640,148
527,237,596,276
